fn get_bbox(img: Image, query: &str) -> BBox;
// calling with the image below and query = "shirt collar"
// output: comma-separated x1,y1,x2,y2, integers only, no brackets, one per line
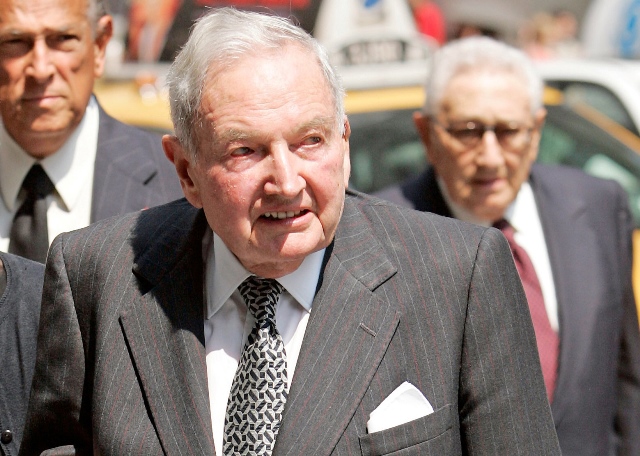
507,181,537,235
436,175,533,230
205,229,324,319
0,97,99,212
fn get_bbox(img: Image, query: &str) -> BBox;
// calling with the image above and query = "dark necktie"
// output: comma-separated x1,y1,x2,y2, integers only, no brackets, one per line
223,276,287,455
494,219,559,402
9,164,55,263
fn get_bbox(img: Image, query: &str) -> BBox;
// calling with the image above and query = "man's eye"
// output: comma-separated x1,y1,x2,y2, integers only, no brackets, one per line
495,126,520,137
49,34,81,50
230,147,254,157
0,37,31,56
2,37,25,45
300,136,322,146
0,37,30,47
451,127,483,139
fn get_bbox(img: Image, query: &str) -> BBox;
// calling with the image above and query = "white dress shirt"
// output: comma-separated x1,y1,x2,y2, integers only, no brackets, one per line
203,230,324,456
440,179,559,331
0,97,99,252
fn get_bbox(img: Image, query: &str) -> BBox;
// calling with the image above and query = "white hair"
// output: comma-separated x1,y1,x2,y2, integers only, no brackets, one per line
88,0,109,30
424,36,543,116
166,7,345,157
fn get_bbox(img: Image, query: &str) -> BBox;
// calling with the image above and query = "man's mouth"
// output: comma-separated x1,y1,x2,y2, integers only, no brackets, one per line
263,209,307,220
22,95,60,105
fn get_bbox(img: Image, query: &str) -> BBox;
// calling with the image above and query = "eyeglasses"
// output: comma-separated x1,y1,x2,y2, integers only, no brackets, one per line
434,119,534,152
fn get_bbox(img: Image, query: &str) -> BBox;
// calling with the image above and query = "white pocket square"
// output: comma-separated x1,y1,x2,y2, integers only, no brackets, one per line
367,381,434,433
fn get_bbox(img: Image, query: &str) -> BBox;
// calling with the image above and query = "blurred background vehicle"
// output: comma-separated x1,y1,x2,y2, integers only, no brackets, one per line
95,0,640,313
536,58,640,135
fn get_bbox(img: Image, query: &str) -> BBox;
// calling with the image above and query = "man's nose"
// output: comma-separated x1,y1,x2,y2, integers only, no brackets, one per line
476,131,505,167
264,144,304,196
26,40,55,82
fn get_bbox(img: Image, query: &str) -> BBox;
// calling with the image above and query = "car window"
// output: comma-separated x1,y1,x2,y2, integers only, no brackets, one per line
539,105,640,225
545,80,639,135
348,108,425,193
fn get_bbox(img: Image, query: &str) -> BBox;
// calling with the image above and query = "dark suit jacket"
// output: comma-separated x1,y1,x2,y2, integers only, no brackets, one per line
375,164,640,456
0,102,181,455
0,252,45,456
91,103,184,222
20,191,560,455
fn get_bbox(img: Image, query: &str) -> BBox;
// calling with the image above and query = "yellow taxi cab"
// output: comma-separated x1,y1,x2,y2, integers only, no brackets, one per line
95,76,640,315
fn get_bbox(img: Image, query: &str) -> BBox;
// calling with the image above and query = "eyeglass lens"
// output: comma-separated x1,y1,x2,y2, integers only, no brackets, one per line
445,121,531,151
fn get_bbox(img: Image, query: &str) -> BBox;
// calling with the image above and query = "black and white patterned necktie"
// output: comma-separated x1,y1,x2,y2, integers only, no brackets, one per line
223,276,287,456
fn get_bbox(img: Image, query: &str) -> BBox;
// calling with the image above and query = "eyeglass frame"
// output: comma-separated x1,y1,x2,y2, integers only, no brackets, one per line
429,118,536,153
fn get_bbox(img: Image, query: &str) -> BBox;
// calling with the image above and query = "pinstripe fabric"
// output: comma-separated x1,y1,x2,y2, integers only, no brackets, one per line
376,164,640,455
20,192,559,455
21,200,213,456
90,104,184,222
276,193,559,455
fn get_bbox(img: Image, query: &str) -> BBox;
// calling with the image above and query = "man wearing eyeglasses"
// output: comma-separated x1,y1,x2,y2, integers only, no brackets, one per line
376,36,640,455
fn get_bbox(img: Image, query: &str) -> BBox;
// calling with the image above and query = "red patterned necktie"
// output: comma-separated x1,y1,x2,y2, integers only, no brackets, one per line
494,219,559,402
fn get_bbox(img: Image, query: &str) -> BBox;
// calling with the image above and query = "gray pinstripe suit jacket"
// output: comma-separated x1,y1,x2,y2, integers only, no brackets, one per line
375,164,640,455
1,100,183,456
19,191,560,455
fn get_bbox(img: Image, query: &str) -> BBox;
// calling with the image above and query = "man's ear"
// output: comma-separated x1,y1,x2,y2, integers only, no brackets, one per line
528,107,548,162
93,15,113,78
413,110,432,160
162,135,203,208
342,118,351,187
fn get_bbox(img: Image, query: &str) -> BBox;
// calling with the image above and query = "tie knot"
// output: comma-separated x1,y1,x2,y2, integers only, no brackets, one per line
22,164,55,199
493,218,510,232
238,276,284,325
493,218,515,239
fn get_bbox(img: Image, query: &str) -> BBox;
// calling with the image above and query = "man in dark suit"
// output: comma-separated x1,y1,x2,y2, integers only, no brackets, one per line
376,36,640,455
0,0,182,451
20,9,560,455
0,252,44,456
0,0,182,262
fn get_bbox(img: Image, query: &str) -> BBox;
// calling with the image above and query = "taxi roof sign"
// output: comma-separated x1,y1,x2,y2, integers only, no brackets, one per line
314,0,435,89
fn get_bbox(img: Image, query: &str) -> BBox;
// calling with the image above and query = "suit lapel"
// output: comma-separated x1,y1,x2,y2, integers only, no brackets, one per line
274,193,400,456
119,203,216,455
530,168,592,424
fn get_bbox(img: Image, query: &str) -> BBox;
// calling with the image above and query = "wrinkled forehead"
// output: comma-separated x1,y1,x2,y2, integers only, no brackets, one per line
191,45,340,148
439,68,532,114
0,0,92,37
199,44,337,117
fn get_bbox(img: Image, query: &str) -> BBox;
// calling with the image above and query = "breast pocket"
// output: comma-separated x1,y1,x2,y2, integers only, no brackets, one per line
358,404,455,456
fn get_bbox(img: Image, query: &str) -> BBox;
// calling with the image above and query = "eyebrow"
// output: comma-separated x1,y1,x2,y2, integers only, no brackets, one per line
213,115,337,145
0,24,83,37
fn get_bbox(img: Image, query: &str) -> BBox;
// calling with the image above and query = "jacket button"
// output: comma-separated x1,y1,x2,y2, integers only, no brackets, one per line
0,430,12,444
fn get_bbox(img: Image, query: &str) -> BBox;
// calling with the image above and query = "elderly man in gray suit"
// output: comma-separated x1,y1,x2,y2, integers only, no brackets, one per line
20,8,561,455
376,36,640,455
0,0,183,263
